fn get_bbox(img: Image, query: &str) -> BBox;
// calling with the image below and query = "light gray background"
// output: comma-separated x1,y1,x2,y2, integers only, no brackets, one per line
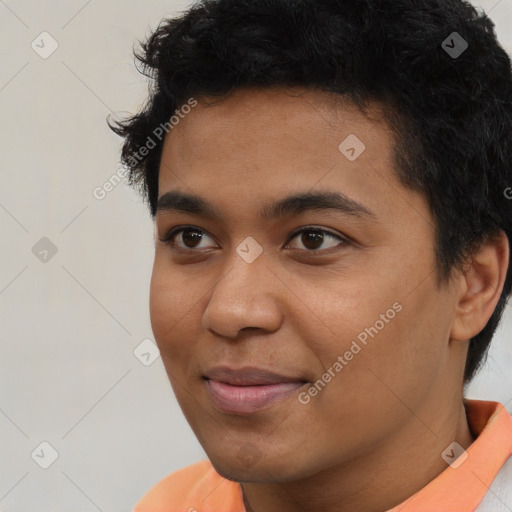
0,1,511,511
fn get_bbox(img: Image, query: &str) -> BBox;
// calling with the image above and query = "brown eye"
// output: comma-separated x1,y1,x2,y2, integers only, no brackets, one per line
180,228,204,248
287,227,347,252
300,231,325,250
159,227,215,250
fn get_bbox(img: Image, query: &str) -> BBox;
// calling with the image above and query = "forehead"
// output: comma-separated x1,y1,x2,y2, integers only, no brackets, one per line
156,86,422,228
162,87,389,156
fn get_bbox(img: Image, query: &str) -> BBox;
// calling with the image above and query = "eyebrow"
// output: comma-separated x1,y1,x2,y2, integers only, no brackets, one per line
156,190,377,222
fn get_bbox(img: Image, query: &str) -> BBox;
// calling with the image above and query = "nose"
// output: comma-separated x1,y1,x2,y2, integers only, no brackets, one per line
201,250,284,340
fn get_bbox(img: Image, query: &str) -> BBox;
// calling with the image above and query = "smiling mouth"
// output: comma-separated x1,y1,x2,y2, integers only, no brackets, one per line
202,366,308,414
204,378,307,414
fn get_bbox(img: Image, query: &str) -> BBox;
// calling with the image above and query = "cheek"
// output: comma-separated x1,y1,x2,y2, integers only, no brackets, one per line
295,274,401,361
345,292,450,409
149,259,200,361
308,304,437,439
301,273,443,402
149,265,174,342
150,256,199,331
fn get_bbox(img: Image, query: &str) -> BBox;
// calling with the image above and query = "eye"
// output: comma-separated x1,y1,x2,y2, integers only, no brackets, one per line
158,225,349,253
286,226,349,252
158,225,216,251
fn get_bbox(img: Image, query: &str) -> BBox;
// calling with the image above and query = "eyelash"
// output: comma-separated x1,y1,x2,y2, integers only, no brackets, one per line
158,225,350,254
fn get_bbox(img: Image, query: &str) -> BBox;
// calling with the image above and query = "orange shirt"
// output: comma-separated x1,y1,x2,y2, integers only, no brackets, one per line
133,400,512,512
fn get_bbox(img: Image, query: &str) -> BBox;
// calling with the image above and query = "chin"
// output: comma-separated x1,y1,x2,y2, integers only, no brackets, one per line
206,448,305,484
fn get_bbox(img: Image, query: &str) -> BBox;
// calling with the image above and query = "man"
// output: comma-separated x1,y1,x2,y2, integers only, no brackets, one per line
109,0,512,510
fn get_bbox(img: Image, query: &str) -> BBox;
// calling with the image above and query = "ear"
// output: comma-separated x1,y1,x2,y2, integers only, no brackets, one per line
450,230,510,342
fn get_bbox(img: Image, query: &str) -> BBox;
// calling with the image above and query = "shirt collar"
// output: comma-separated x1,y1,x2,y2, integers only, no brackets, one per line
386,400,512,512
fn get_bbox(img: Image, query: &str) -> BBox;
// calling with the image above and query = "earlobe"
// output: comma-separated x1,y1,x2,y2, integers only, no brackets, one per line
450,230,509,342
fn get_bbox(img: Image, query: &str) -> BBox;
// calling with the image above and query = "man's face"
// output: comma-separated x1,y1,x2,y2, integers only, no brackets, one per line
150,87,461,482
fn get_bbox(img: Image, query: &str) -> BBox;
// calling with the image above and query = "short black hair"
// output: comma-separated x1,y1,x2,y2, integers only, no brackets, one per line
108,0,512,384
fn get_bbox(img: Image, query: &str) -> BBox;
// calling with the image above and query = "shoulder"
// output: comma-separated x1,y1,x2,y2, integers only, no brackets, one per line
132,459,244,512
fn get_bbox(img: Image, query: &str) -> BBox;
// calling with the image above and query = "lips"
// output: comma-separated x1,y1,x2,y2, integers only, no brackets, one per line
203,366,308,414
203,366,307,386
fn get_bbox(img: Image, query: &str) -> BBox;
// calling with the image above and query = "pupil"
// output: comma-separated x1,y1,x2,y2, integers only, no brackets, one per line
303,231,323,250
183,229,202,248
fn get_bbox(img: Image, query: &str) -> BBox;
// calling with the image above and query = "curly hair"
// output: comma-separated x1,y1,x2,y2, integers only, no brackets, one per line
108,0,512,384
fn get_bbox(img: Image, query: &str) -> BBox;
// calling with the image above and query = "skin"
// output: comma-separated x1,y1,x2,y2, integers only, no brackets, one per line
149,86,509,512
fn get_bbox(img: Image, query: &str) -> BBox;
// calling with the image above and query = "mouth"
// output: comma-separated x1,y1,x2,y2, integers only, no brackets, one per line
203,366,308,414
